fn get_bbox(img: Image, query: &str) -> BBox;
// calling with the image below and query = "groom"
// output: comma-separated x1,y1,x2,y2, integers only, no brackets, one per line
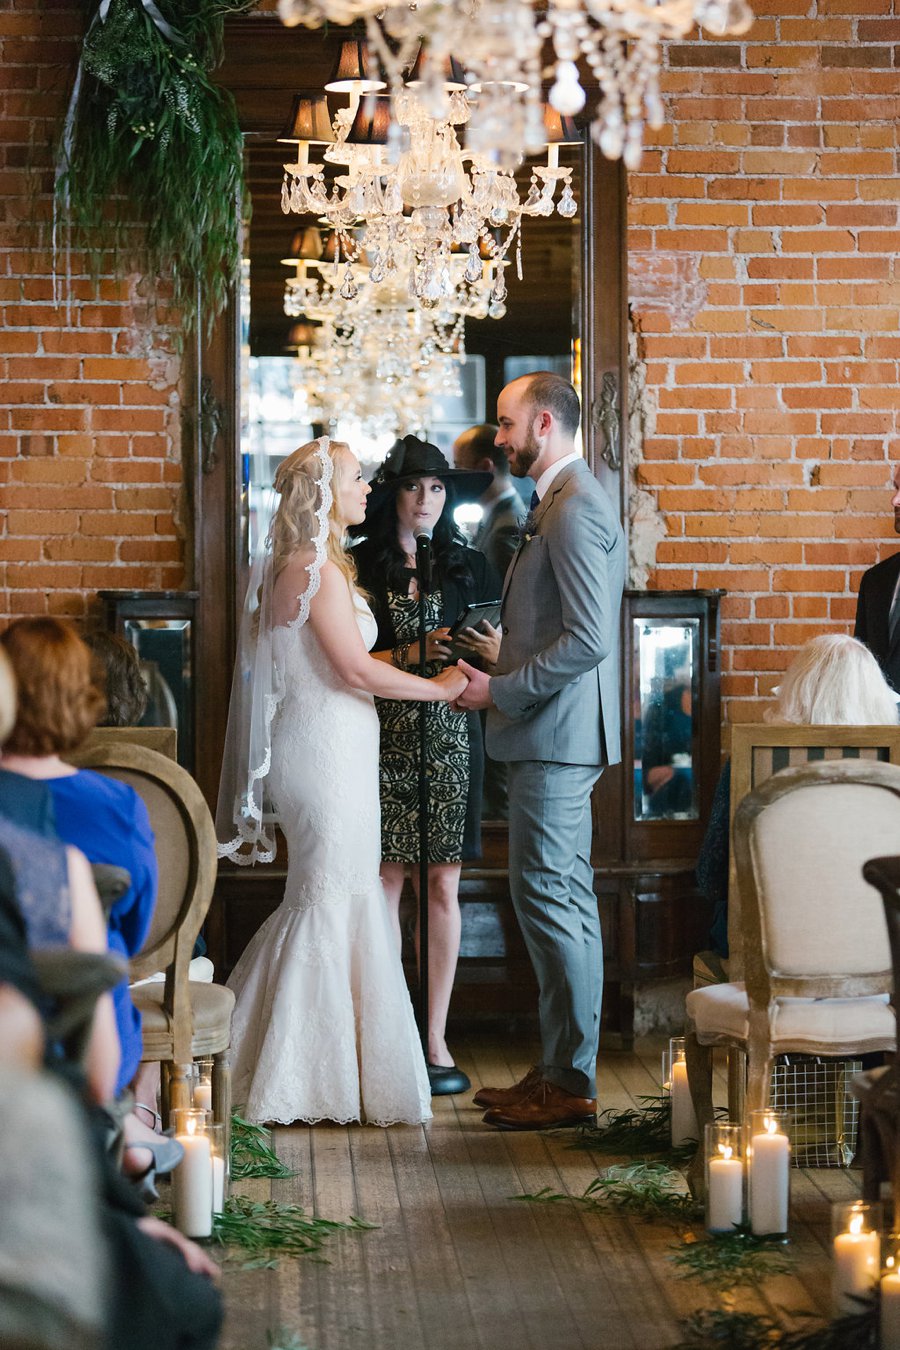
456,371,625,1130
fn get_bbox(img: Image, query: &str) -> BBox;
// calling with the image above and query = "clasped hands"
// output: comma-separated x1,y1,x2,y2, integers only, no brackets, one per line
423,623,497,710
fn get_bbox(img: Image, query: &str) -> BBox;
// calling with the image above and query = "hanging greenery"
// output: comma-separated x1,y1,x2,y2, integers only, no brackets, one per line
54,0,254,330
231,1111,295,1180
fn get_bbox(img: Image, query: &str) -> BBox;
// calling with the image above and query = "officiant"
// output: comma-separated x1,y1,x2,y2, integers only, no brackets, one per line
351,436,499,1096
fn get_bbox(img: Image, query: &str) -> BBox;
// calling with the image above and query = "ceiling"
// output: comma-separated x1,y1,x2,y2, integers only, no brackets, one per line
220,16,584,365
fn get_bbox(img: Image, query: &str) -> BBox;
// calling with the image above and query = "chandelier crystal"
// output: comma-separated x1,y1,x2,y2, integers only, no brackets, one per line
278,0,754,170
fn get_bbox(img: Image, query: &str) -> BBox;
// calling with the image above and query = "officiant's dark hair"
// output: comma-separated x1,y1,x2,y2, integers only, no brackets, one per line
520,371,581,437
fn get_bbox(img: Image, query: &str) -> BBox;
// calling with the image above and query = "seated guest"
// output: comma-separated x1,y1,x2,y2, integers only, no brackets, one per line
697,633,899,963
0,844,222,1350
0,619,168,1179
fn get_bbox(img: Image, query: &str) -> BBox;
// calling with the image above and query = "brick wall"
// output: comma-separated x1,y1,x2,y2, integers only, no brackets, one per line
0,3,185,627
628,6,900,722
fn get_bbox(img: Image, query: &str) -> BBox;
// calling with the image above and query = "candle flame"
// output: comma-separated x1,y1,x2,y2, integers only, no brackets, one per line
721,1145,733,1161
765,1116,777,1135
849,1213,864,1236
187,1116,197,1137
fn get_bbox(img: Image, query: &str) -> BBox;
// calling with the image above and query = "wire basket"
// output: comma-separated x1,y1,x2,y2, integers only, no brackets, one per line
770,1055,862,1168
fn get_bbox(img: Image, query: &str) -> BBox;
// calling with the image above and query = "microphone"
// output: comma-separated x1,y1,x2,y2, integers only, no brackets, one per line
414,525,432,594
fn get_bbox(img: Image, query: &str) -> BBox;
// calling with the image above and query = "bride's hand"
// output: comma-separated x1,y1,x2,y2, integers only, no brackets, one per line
430,665,469,702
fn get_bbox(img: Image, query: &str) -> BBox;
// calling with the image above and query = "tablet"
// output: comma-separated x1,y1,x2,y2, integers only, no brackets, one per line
448,600,502,639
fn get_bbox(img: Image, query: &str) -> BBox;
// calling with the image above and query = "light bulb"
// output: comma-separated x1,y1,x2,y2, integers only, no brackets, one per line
549,61,586,117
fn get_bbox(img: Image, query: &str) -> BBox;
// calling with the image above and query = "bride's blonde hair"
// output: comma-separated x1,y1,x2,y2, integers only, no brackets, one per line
271,439,359,592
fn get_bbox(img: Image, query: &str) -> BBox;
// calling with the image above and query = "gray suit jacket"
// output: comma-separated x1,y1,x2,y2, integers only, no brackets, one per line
486,459,625,767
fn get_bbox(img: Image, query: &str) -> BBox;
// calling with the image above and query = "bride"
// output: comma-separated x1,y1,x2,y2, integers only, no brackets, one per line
216,436,468,1125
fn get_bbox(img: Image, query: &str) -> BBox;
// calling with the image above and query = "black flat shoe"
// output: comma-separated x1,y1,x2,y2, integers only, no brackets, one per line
427,1063,471,1096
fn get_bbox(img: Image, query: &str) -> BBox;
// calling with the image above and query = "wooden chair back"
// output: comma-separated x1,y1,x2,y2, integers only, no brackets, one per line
733,759,900,1007
727,724,900,978
862,855,900,999
77,726,177,761
66,740,218,1063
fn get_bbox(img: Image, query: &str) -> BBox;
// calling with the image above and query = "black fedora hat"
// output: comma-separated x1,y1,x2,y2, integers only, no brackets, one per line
368,434,493,505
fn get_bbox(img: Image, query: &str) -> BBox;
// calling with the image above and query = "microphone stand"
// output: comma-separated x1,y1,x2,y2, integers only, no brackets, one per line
414,532,431,1061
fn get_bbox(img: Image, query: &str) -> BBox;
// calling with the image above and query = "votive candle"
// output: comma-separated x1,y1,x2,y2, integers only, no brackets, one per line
748,1111,790,1238
172,1109,212,1239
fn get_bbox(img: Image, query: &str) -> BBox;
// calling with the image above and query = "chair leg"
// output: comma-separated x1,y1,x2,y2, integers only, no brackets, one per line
212,1050,231,1165
727,1047,746,1123
168,1061,191,1116
746,1049,773,1118
685,1031,716,1199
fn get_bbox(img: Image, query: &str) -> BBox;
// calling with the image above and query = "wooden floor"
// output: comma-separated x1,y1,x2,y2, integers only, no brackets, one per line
217,1036,861,1350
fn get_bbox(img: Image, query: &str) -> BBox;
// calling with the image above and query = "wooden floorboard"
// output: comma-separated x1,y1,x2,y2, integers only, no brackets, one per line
219,1036,868,1350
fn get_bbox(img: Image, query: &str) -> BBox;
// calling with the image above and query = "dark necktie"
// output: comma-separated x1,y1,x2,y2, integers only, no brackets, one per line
521,489,540,541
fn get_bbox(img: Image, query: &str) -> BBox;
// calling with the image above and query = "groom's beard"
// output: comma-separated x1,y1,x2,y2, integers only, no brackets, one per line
508,428,541,479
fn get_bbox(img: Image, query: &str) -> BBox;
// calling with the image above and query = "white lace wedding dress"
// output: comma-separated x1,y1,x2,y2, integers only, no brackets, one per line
227,596,432,1125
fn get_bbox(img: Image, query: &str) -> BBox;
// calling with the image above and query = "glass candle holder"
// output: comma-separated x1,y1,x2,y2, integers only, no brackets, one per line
881,1234,900,1350
663,1036,698,1149
192,1058,214,1114
171,1108,212,1239
832,1200,881,1315
747,1110,791,1239
704,1122,744,1234
206,1122,228,1216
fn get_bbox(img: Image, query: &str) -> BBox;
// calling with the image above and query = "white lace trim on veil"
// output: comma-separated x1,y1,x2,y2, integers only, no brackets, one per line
215,436,333,865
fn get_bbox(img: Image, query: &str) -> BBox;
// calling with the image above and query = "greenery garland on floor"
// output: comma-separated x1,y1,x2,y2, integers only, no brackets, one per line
571,1094,700,1162
516,1161,699,1225
231,1112,295,1180
669,1227,796,1288
53,0,253,328
674,1302,876,1349
211,1195,375,1270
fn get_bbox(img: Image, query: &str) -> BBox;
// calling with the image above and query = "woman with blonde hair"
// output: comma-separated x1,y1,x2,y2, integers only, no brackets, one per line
768,633,899,727
217,437,468,1125
697,632,898,963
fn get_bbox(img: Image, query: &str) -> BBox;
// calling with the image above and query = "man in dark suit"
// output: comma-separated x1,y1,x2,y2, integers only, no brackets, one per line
855,466,900,690
453,423,528,580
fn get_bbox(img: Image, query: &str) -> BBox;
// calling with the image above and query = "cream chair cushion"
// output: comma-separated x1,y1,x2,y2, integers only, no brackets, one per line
136,981,234,1057
752,784,895,977
686,983,894,1048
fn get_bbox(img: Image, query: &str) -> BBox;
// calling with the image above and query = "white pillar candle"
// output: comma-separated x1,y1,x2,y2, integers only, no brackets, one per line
211,1153,226,1215
173,1125,213,1238
833,1219,879,1314
193,1082,213,1112
882,1271,900,1350
670,1058,699,1148
749,1124,790,1236
707,1150,743,1233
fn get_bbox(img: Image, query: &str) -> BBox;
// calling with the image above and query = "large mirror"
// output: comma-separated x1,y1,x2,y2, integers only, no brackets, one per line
238,81,585,828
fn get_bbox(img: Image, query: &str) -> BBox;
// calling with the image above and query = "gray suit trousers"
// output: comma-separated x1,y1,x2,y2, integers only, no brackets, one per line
507,759,603,1099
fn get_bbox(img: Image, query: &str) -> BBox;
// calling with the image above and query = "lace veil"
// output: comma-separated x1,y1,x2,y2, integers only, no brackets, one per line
215,436,334,865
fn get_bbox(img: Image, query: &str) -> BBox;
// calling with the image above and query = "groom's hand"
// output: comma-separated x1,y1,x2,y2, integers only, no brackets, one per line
452,660,492,711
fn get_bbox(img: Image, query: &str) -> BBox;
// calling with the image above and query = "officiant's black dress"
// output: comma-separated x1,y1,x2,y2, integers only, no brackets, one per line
353,541,498,863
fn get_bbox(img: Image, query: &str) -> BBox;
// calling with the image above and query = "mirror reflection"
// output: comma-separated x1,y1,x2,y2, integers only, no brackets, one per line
633,620,700,822
124,619,194,773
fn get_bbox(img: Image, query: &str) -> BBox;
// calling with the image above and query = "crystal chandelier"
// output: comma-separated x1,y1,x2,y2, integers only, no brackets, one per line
278,70,580,310
278,0,754,170
283,265,467,440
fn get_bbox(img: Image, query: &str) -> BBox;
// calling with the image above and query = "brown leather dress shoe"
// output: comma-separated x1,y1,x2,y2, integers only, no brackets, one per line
472,1066,543,1110
482,1078,597,1131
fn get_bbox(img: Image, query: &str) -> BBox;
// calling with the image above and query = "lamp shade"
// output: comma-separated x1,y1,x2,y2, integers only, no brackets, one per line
405,48,468,91
277,94,335,145
543,105,582,146
324,39,385,93
345,94,392,146
285,321,319,350
280,226,325,266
